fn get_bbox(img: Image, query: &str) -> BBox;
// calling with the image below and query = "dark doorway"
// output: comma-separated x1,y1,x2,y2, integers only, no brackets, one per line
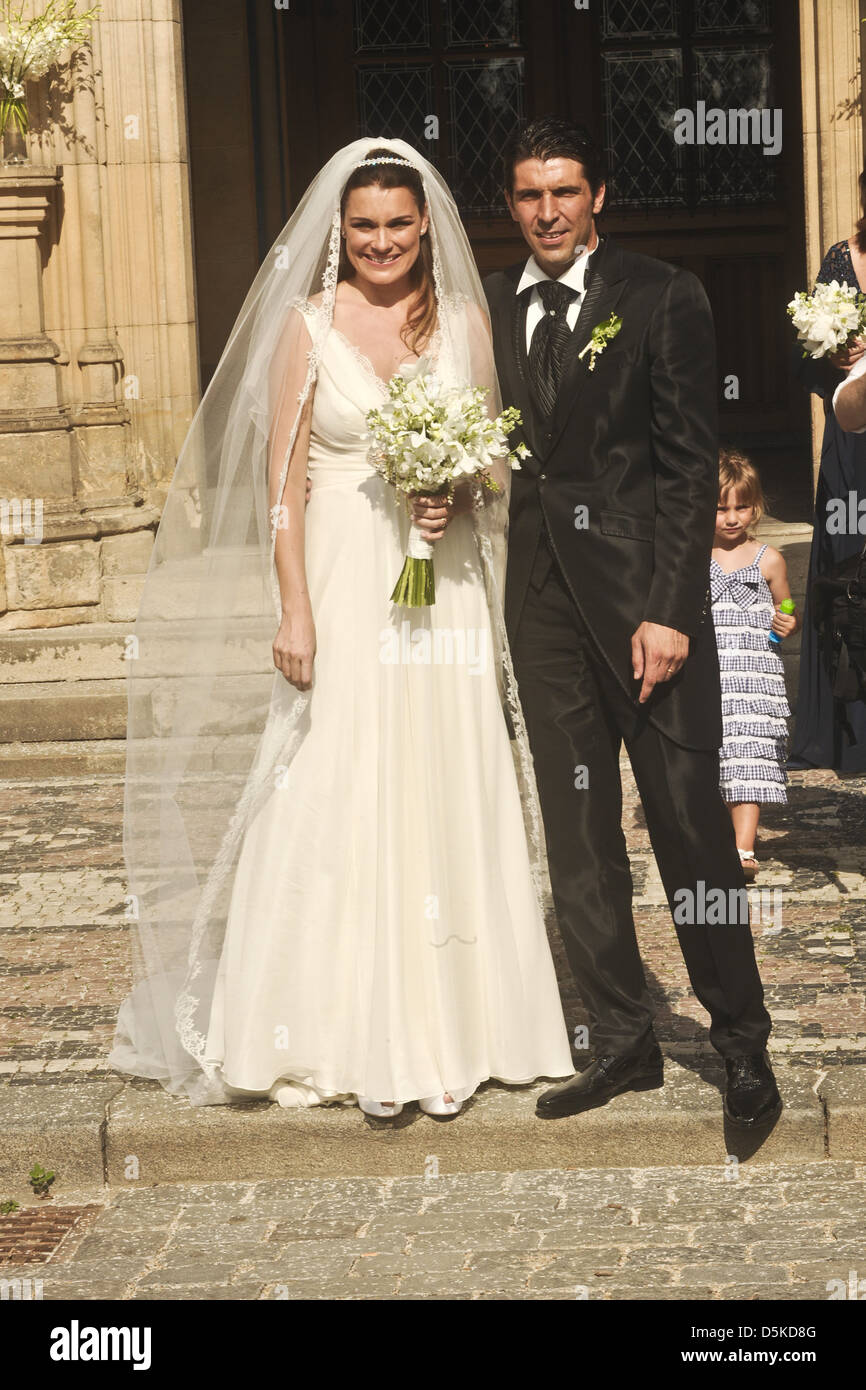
182,0,811,518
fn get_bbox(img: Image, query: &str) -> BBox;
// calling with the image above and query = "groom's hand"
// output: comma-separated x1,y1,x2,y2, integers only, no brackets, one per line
630,622,689,703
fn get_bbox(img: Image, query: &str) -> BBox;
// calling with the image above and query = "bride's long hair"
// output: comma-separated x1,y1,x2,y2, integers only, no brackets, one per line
338,146,437,355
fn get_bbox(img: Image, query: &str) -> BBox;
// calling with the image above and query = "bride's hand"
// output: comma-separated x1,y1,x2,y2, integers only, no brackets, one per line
273,606,316,690
411,484,472,540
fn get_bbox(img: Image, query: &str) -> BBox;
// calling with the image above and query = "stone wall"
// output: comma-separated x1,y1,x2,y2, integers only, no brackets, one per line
0,0,197,633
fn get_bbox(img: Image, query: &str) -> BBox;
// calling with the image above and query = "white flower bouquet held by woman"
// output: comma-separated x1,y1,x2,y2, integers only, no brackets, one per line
366,357,528,606
787,279,866,360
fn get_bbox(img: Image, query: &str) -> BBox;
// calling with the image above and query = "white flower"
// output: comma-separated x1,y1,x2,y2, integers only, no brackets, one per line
365,363,525,500
0,1,97,92
789,280,866,359
397,354,430,382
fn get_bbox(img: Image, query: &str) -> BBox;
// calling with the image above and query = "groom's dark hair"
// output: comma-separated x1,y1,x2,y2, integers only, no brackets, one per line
503,116,607,197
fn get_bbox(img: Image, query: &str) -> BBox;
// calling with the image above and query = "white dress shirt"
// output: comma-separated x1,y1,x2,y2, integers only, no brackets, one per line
832,350,866,433
516,242,597,354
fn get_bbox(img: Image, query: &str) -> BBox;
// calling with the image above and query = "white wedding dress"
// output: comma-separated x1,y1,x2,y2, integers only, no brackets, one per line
202,301,574,1107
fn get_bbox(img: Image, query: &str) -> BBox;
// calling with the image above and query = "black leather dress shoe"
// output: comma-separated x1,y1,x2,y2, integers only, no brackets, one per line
723,1052,782,1128
536,1041,664,1118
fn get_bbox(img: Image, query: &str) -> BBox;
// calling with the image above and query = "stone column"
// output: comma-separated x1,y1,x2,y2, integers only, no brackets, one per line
799,0,864,481
84,0,201,503
0,166,70,499
30,0,199,505
0,167,105,629
0,0,197,631
67,38,132,507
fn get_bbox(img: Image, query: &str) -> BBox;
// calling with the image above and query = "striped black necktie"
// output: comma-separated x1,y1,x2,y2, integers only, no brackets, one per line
528,279,578,417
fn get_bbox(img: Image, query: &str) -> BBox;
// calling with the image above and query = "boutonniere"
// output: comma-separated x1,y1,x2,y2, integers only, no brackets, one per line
578,312,623,372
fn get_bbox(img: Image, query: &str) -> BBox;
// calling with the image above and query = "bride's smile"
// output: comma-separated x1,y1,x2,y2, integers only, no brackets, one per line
341,184,429,291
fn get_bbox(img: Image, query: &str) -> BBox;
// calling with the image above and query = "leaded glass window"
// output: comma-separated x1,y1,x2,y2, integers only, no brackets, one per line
602,50,685,208
446,58,524,216
694,45,776,204
601,0,678,41
353,0,431,52
694,0,770,33
357,66,437,156
601,0,778,210
351,0,526,218
444,0,521,48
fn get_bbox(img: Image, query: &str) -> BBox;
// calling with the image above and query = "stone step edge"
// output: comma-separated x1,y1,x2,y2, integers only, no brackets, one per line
0,679,127,701
2,1065,859,1190
0,739,127,778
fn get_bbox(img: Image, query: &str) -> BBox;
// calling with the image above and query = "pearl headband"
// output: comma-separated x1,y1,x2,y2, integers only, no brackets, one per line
339,155,429,240
352,156,417,170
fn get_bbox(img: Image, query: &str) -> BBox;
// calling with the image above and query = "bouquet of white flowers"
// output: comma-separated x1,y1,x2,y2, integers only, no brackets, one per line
365,357,528,606
787,279,866,360
0,0,98,145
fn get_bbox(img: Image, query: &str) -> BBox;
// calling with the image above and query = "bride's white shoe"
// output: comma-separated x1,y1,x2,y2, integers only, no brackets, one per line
357,1095,403,1118
269,1080,325,1108
418,1092,462,1117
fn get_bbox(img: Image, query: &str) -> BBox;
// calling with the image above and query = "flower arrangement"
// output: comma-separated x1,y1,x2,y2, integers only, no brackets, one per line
0,0,99,152
366,357,527,606
577,311,623,372
787,280,866,359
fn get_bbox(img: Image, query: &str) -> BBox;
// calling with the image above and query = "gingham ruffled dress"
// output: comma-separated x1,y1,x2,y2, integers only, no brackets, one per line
711,544,790,804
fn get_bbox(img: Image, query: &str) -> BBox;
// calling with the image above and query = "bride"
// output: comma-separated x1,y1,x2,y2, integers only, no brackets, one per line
109,138,573,1118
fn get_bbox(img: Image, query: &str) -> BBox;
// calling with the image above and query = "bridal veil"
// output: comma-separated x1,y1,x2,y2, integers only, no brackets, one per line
109,137,547,1105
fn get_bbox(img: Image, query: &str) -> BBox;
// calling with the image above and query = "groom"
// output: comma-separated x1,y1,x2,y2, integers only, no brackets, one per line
477,117,779,1127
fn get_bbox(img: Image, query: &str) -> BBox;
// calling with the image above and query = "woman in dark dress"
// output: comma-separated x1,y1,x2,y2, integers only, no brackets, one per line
789,178,866,773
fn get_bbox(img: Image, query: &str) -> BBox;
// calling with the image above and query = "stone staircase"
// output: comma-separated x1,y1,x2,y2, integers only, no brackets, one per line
0,519,814,779
0,623,129,776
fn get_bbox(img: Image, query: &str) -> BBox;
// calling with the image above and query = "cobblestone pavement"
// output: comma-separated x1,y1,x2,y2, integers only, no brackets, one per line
1,771,864,1304
0,767,864,1083
1,1163,863,1300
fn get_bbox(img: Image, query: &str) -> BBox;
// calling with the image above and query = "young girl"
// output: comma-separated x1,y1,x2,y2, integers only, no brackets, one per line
711,451,801,879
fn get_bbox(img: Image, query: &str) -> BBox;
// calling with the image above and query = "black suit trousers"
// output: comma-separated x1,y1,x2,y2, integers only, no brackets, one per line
511,530,772,1059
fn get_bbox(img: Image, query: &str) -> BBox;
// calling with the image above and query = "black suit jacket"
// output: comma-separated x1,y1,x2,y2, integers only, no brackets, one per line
483,236,722,751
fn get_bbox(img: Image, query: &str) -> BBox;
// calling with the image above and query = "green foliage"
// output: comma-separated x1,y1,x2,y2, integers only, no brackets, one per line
28,1162,55,1198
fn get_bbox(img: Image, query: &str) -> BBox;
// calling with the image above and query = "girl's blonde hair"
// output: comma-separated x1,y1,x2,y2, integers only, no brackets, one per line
718,449,765,535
